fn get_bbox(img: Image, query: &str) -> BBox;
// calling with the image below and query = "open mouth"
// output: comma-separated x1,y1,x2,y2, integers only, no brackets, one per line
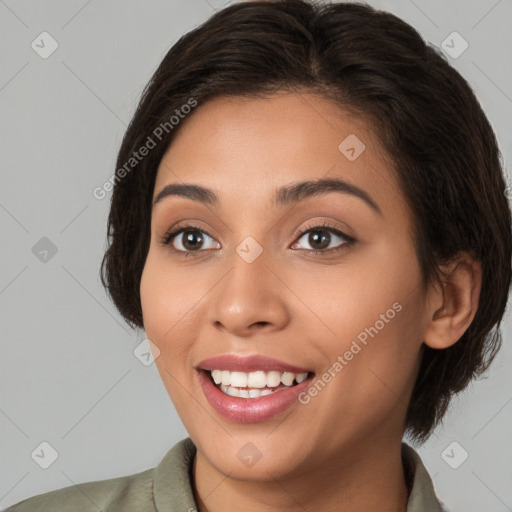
203,369,315,399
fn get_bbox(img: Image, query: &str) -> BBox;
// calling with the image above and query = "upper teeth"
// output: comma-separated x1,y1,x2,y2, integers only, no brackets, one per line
210,369,308,388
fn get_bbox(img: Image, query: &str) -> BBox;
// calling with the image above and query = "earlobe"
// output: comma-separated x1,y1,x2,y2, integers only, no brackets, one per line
423,255,482,350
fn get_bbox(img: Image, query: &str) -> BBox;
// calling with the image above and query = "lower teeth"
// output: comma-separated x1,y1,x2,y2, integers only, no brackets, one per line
218,383,289,399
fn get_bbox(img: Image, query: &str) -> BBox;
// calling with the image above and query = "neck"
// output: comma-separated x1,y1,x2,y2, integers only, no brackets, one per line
192,435,409,512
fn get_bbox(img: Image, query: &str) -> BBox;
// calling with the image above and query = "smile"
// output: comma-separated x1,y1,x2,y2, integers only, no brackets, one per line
196,354,315,421
209,369,309,398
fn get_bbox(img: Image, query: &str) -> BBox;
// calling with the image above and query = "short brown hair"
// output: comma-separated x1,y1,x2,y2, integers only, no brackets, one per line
100,0,512,442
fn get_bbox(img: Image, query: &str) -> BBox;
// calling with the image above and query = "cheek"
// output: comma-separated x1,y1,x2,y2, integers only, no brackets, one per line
302,297,424,447
140,249,203,337
139,251,199,377
294,236,424,345
304,239,425,405
139,251,204,414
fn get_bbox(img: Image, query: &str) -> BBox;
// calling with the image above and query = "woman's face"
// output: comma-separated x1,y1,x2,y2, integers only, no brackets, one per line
140,92,434,480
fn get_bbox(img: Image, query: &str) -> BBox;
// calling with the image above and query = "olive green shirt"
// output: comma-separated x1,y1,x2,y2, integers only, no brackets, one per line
5,438,447,511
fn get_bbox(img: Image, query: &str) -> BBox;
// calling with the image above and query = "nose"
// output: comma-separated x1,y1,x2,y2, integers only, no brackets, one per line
208,247,290,338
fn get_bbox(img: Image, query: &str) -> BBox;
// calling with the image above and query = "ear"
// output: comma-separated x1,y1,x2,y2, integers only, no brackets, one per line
423,253,482,350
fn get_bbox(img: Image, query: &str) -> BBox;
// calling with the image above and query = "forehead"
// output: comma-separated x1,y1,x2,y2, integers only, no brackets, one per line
154,92,402,214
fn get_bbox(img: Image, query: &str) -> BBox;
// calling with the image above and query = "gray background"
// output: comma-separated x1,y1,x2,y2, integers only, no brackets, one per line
1,0,511,510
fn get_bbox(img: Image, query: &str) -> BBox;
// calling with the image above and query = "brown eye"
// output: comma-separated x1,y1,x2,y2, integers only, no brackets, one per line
307,229,331,251
291,223,354,255
162,225,220,254
177,229,205,251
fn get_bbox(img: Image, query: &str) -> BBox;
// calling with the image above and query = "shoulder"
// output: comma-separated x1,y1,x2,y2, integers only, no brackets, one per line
4,438,197,512
3,466,155,512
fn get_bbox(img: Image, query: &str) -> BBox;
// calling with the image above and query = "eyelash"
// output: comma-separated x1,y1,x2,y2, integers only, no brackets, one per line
160,220,355,257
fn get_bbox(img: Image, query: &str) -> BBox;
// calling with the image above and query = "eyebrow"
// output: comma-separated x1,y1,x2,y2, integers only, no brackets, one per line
152,177,382,215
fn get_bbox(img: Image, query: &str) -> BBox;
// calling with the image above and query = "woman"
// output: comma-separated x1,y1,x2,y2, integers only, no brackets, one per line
6,1,510,511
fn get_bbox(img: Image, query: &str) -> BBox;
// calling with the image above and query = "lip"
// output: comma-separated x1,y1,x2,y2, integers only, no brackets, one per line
197,369,314,422
196,354,311,373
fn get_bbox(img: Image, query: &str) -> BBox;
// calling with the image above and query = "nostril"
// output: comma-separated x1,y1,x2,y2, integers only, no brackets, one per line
251,321,270,328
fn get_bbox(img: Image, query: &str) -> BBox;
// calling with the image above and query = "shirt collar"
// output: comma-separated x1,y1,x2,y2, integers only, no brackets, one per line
153,438,445,512
402,442,446,511
153,437,197,512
